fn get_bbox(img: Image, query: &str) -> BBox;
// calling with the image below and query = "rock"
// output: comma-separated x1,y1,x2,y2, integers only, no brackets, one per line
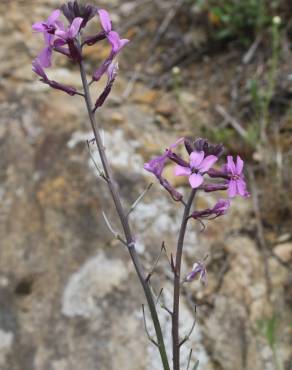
62,252,129,318
0,330,13,367
132,87,160,105
273,242,292,262
155,97,176,117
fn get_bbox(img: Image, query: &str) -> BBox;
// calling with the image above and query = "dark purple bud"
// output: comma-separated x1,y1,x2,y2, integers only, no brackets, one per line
67,39,82,63
83,32,107,46
184,137,195,155
32,59,77,96
185,137,224,157
159,178,183,202
189,199,230,220
61,1,97,28
54,44,71,58
49,80,77,95
207,168,230,179
201,183,228,192
94,62,118,111
167,151,189,167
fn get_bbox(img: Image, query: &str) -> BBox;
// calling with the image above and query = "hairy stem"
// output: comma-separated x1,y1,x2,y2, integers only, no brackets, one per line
172,189,196,370
79,59,170,370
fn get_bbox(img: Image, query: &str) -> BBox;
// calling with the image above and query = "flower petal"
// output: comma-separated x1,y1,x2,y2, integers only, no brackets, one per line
227,156,236,175
198,155,218,172
107,31,129,53
37,46,53,68
174,165,191,177
228,179,237,198
236,178,248,197
68,17,83,38
32,22,45,32
93,58,112,81
32,59,48,80
54,38,67,47
47,9,61,25
54,29,67,40
190,151,204,169
189,173,203,188
236,155,244,174
98,9,112,33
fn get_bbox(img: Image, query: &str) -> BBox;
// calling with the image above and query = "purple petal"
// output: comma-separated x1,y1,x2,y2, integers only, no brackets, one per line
228,179,237,198
68,17,83,39
236,178,247,197
174,165,191,177
32,59,47,80
32,22,45,32
55,29,67,39
107,61,118,81
198,155,218,173
189,173,204,188
54,38,67,47
44,32,54,46
55,20,65,31
213,199,230,214
107,31,129,53
227,156,236,175
189,151,204,169
144,154,167,177
98,9,112,33
47,9,61,25
37,46,53,68
93,59,112,81
236,155,244,175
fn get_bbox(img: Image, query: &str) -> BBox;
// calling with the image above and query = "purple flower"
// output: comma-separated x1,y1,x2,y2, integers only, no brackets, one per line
32,9,61,36
174,151,218,188
32,9,61,67
144,138,183,177
32,59,77,96
92,9,129,81
225,156,249,198
201,183,228,192
54,17,83,62
97,9,129,55
144,138,184,201
189,199,230,220
184,261,207,285
55,17,83,41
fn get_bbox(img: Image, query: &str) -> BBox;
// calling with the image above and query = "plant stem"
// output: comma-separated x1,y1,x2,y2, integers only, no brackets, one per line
78,59,170,370
172,189,196,370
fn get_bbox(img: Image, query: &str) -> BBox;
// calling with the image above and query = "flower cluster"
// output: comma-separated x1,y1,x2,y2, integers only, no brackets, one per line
32,1,128,108
144,137,249,220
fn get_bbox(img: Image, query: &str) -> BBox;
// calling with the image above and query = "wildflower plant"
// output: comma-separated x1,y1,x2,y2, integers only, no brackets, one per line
32,2,249,370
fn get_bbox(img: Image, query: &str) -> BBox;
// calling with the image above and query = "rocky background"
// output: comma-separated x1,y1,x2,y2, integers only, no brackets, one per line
0,1,291,370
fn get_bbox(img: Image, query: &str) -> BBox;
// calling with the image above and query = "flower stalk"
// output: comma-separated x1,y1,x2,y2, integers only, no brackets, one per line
78,54,170,370
172,189,196,370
